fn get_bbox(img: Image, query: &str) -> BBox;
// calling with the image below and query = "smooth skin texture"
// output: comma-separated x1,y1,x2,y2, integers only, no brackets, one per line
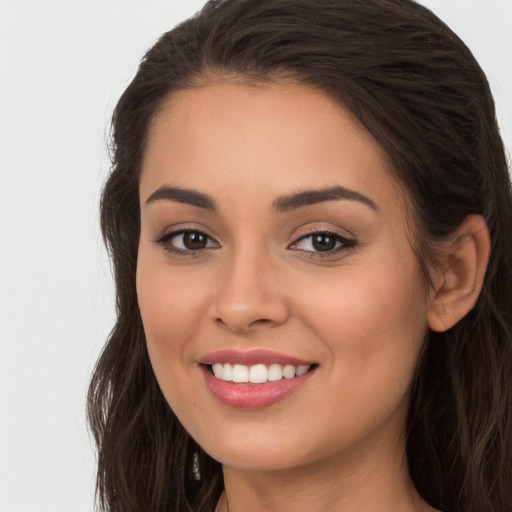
137,82,489,512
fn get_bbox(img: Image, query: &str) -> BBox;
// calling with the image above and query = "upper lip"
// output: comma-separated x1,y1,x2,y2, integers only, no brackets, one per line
198,349,316,367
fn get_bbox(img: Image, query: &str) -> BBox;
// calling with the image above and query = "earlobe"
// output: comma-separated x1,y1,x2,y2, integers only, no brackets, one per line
428,215,490,332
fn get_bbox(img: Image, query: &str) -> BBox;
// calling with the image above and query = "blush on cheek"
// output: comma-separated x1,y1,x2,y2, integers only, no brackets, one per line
137,259,212,368
304,265,427,357
138,255,181,310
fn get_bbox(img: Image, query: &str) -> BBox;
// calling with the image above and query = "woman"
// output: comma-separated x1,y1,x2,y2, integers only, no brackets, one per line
87,1,512,511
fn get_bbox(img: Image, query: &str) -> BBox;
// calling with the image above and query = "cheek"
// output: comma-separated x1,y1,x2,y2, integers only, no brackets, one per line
136,250,212,369
136,252,214,423
295,257,429,383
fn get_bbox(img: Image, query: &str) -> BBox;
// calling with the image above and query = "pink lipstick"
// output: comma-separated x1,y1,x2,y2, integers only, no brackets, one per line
199,349,313,367
198,349,317,409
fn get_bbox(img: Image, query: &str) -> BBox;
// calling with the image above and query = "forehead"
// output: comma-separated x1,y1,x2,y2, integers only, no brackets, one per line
140,81,401,212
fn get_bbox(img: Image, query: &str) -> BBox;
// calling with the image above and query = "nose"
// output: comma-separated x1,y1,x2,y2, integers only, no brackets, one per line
210,246,289,333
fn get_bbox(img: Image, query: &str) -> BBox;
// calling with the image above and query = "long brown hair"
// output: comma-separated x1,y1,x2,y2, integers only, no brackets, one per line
87,1,512,511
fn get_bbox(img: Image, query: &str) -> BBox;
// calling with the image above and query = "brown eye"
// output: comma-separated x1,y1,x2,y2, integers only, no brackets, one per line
154,229,219,254
311,234,337,252
182,231,208,250
289,231,357,256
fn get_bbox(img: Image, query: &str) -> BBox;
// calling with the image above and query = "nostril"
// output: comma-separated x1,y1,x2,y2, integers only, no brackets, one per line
214,316,274,331
249,318,272,326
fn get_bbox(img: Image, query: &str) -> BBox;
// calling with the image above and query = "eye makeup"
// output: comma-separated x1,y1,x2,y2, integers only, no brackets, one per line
153,228,219,256
288,230,357,258
153,224,358,260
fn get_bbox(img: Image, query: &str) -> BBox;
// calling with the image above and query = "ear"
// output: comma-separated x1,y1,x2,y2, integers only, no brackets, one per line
428,215,490,332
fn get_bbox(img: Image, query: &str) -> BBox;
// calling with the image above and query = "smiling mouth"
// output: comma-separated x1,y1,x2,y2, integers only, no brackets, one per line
206,363,317,384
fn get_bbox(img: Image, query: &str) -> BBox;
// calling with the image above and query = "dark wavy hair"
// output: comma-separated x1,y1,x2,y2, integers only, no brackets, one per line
87,1,512,511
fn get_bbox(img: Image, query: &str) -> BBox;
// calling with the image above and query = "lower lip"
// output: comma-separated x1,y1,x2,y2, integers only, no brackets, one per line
201,365,316,409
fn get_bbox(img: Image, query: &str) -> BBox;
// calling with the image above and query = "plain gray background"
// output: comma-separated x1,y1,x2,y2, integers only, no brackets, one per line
0,1,510,511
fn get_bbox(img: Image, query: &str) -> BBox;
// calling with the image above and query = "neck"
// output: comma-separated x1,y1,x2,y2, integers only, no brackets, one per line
216,427,437,512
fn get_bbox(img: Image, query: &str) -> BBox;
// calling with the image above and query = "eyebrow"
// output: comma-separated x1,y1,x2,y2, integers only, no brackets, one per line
144,184,378,213
145,186,217,210
271,186,379,212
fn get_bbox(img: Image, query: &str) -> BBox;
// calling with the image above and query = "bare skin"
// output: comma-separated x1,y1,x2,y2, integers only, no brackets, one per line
137,81,487,512
216,437,435,512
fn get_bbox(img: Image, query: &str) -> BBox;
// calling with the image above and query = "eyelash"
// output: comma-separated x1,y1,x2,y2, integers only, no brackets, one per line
289,230,357,258
153,229,357,258
153,229,219,256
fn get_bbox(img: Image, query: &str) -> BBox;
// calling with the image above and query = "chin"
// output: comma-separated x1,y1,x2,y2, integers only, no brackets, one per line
194,425,313,472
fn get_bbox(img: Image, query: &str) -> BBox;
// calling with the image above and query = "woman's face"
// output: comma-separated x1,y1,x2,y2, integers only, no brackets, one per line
137,82,432,472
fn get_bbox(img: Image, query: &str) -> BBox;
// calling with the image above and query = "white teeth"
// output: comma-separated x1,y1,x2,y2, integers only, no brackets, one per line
249,364,268,383
212,363,223,379
282,365,296,379
295,365,309,377
221,363,233,381
210,363,312,383
232,364,249,383
267,363,283,382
